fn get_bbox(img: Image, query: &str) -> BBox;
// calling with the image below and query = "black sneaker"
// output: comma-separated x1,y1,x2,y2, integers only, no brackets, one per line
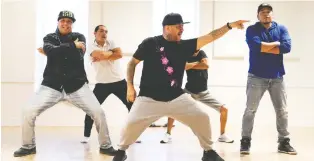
99,146,117,156
112,150,127,161
13,147,36,157
162,123,175,127
149,123,161,127
240,138,251,154
202,150,224,161
278,138,297,155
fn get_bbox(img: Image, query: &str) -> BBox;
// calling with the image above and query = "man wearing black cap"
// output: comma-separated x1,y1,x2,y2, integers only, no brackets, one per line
112,13,248,161
13,10,117,157
240,3,297,155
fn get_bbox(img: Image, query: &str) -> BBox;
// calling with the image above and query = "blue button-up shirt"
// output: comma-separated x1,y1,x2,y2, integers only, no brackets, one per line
246,21,291,78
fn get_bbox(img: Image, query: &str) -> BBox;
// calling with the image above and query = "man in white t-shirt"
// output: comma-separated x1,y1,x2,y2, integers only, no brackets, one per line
81,25,133,143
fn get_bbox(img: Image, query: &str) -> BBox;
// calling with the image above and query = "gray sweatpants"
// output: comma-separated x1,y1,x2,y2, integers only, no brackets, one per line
242,73,289,141
184,88,224,113
118,93,213,151
21,84,112,149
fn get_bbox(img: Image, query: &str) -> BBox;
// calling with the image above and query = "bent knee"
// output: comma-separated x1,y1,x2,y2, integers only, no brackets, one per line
23,107,40,120
195,111,210,122
88,107,104,118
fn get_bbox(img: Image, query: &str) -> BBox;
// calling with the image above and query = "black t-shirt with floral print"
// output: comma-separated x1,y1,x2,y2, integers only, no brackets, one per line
133,35,197,101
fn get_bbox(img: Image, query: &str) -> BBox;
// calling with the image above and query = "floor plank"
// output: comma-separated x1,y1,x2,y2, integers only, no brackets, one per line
1,126,314,161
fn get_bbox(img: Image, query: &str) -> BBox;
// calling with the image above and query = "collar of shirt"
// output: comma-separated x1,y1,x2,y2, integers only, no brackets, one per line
93,40,111,50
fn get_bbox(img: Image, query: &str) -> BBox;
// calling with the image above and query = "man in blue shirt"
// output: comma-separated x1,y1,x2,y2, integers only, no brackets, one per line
240,3,297,155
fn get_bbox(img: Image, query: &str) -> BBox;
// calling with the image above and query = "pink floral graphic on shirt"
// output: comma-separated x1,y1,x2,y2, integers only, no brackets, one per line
166,66,174,75
160,47,164,52
161,56,169,65
170,79,177,87
157,45,177,87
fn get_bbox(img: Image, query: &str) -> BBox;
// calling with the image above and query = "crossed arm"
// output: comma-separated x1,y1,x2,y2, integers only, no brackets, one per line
39,35,86,56
246,26,291,55
185,58,209,70
90,47,123,61
260,42,280,54
38,46,123,61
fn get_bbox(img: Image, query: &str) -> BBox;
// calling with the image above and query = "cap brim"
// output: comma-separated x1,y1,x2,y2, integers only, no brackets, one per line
182,22,190,24
58,16,76,23
258,6,272,12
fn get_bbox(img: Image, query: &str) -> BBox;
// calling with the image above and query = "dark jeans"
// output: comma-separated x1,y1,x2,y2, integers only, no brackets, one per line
84,79,132,137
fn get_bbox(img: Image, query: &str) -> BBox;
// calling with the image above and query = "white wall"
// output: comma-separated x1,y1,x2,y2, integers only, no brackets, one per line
2,0,314,128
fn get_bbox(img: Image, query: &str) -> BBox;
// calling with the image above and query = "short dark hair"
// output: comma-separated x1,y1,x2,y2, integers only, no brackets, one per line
94,25,106,32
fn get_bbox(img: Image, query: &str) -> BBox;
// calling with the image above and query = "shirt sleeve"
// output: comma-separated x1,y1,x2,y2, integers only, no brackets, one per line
109,40,116,50
181,38,198,58
246,26,262,53
197,50,208,61
133,37,153,61
43,34,76,57
278,25,291,54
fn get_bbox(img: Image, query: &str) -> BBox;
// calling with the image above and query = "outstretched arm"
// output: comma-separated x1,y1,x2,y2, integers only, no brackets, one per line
196,20,249,50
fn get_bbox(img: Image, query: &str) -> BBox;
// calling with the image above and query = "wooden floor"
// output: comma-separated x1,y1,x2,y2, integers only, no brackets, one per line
1,126,314,161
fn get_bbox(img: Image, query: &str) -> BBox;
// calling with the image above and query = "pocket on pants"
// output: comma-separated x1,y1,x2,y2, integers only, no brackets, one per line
247,73,268,88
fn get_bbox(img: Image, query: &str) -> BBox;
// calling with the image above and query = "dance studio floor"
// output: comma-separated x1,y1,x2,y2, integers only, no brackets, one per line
1,125,314,161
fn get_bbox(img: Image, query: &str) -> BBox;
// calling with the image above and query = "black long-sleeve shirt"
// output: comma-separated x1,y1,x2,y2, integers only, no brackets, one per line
41,31,88,93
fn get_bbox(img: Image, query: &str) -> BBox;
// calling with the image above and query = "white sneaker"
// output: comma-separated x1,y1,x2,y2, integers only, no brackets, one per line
218,134,234,143
80,137,90,144
160,133,172,144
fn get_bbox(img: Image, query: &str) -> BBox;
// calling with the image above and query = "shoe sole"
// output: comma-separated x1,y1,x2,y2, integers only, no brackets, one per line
278,150,297,155
218,140,234,143
160,140,172,144
99,150,117,156
162,125,175,127
14,151,36,157
149,124,162,127
240,151,250,155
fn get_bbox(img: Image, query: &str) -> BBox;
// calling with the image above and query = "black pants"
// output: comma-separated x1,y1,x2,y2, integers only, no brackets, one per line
84,79,132,137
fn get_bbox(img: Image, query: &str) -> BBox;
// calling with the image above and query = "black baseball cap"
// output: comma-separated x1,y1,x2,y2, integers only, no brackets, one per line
257,3,273,13
58,10,76,23
162,13,190,26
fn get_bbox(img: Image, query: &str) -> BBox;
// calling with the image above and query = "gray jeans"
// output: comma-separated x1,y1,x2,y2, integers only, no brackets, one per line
241,73,289,140
21,84,112,149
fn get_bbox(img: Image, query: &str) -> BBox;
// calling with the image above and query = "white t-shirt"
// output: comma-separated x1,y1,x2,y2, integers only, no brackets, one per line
90,40,124,84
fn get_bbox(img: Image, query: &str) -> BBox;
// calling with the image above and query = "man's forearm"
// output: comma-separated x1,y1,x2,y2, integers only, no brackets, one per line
127,59,137,86
91,50,113,60
108,51,122,60
197,25,230,50
261,41,280,52
208,25,230,42
185,62,198,70
190,62,209,70
264,46,280,55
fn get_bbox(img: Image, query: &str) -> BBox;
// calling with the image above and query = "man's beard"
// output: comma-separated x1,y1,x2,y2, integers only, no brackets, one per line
166,34,179,41
263,22,271,25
